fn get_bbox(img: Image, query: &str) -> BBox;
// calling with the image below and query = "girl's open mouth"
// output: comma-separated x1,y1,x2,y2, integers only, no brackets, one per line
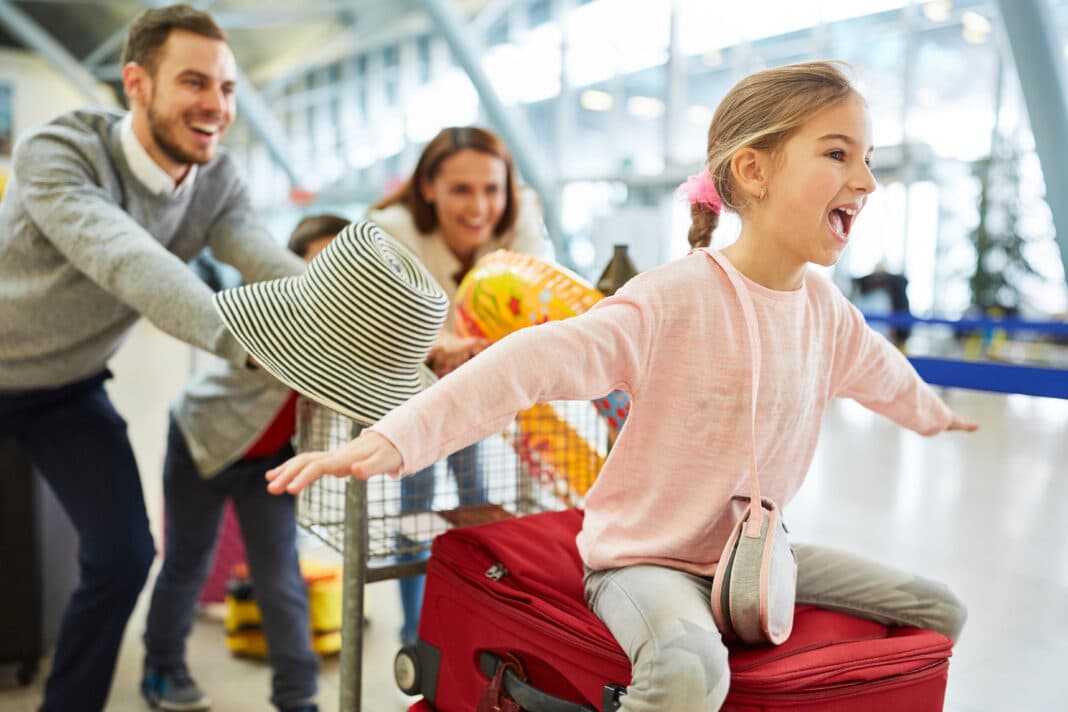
828,205,858,240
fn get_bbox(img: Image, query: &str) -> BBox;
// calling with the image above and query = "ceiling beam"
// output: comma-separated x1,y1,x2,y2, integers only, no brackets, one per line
212,5,355,28
473,0,518,34
251,2,412,90
0,0,114,105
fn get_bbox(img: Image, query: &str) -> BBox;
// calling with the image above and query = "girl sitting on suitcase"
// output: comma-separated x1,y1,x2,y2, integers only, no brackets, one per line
265,60,976,711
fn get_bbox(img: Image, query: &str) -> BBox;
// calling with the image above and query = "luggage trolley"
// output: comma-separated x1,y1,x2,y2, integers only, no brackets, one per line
293,396,612,711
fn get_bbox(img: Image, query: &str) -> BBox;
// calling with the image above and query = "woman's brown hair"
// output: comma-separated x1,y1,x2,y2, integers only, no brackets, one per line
371,126,520,238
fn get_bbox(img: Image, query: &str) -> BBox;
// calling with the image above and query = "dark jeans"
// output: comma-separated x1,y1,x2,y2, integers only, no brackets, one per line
143,417,318,708
0,371,156,712
397,442,486,644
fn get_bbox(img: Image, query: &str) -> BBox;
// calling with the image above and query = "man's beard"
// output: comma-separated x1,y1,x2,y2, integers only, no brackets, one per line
147,102,215,167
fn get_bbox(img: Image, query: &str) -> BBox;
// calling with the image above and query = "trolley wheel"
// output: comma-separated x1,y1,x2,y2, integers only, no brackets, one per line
16,659,38,686
394,644,421,696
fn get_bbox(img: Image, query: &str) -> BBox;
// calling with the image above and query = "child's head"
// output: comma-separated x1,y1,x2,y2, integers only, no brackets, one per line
700,60,876,266
288,214,349,262
707,61,862,211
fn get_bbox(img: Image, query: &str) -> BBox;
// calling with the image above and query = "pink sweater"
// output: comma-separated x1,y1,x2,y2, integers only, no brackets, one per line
372,249,952,576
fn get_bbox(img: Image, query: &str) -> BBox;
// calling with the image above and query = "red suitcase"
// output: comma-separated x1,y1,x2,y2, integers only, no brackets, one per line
398,509,953,711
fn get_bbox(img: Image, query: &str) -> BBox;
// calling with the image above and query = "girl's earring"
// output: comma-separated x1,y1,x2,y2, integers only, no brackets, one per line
759,186,767,201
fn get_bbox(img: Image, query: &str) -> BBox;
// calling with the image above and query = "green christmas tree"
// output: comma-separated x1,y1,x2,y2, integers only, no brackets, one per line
968,131,1045,315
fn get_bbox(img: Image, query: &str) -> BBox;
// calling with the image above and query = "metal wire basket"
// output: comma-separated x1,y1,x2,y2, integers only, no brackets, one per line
294,396,610,565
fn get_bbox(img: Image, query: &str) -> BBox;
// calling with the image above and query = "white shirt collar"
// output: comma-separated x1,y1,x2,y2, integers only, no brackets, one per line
119,114,197,197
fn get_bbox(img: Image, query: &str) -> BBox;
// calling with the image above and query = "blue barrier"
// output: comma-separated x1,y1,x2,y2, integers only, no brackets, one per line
908,357,1068,400
858,313,1068,398
864,312,1068,337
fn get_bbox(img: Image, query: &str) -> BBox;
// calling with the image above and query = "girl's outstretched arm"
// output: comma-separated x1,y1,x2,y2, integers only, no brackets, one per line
946,412,979,432
265,430,402,494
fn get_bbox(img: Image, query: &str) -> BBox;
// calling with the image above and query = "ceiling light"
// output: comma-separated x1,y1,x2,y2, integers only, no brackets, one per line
916,87,939,106
580,89,613,112
923,0,951,23
962,25,989,44
687,105,713,126
962,11,991,34
627,96,665,120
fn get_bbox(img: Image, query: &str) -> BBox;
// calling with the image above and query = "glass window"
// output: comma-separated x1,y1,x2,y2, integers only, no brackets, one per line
908,22,998,160
484,23,561,105
416,35,432,84
826,10,907,146
529,0,552,27
565,0,669,87
487,15,510,46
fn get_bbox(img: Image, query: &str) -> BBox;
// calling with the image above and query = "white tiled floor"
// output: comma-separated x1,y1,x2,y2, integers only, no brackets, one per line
2,321,1068,710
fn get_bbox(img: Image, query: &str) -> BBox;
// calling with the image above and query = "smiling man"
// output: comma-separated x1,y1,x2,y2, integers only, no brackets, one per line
0,6,304,712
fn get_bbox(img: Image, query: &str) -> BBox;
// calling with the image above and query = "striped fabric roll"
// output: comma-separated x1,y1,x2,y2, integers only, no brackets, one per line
214,220,449,425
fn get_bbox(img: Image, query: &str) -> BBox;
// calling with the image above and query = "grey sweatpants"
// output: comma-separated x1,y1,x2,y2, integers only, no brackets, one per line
583,543,966,712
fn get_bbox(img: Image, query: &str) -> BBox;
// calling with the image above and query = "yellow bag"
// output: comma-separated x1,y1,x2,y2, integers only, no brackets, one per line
224,559,343,658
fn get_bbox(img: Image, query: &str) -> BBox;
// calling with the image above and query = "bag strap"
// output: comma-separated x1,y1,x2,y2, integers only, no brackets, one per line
479,652,598,712
701,248,764,538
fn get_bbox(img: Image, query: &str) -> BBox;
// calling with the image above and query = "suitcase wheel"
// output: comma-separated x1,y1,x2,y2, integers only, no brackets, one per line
394,644,421,696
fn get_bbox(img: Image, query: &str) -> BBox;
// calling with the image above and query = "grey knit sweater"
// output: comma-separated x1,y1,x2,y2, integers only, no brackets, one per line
0,108,304,390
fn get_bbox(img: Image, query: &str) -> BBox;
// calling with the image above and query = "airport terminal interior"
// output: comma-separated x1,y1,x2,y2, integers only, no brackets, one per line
2,0,1068,710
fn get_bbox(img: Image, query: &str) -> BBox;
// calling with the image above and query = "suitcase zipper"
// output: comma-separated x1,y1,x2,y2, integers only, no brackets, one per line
430,559,615,658
729,658,949,702
485,562,509,581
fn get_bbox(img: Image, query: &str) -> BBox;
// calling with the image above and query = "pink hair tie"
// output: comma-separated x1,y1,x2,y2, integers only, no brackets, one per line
676,170,722,215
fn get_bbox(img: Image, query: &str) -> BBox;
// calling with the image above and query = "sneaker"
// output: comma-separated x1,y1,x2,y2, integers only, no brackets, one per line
279,706,319,712
140,665,211,711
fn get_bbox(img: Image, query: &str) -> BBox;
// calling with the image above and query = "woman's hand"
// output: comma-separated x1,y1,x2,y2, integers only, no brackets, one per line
946,412,979,432
426,333,492,377
265,430,403,494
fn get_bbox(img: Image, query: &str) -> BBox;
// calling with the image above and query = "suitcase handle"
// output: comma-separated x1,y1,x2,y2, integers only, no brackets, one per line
479,652,598,712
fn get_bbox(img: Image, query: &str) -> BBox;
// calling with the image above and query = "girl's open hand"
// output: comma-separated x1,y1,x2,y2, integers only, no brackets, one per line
265,430,403,495
946,412,979,432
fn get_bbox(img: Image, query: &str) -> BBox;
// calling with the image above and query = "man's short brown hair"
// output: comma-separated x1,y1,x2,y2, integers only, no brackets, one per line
121,4,226,75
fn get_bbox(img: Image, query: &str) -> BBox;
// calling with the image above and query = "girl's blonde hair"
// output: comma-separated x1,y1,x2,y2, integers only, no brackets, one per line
690,60,861,247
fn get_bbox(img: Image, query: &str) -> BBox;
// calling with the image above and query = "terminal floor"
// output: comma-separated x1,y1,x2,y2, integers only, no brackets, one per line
1,321,1065,711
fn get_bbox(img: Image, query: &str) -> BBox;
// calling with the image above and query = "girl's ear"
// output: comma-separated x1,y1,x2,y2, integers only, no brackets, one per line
730,147,768,203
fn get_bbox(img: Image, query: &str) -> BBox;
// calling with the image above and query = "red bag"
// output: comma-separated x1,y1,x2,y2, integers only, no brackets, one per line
402,509,952,711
